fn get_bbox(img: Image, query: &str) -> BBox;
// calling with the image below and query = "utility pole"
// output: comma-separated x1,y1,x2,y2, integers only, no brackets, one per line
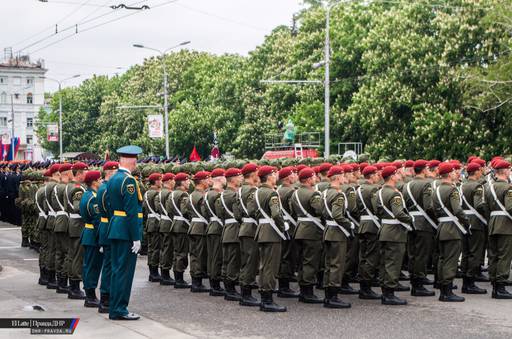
10,94,15,160
324,5,331,158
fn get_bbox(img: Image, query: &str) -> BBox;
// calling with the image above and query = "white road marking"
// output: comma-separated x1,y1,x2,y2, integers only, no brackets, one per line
23,258,39,261
0,227,20,231
0,246,22,249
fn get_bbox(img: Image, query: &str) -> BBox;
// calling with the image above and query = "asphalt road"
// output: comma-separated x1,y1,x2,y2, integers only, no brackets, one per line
1,221,511,339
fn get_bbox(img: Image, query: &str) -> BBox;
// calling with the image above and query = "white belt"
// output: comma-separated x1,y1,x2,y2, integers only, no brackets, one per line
224,218,237,225
69,213,81,219
297,216,322,224
48,211,56,216
463,210,476,215
381,218,401,224
160,215,172,221
326,220,351,237
490,211,509,217
259,218,272,224
191,217,207,224
409,211,423,217
56,211,68,216
210,217,222,224
438,216,457,223
174,216,188,222
148,213,160,219
39,212,47,218
242,217,257,224
360,215,374,221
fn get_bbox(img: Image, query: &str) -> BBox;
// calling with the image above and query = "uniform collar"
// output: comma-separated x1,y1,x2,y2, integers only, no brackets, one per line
118,166,130,174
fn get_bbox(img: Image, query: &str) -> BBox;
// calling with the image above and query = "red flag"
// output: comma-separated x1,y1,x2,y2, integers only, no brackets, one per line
210,131,220,160
189,146,201,162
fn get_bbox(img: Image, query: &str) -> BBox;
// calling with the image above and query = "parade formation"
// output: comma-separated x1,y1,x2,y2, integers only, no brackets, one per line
2,148,512,319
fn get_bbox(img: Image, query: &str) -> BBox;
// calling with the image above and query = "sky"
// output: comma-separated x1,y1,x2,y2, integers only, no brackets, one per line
2,0,305,92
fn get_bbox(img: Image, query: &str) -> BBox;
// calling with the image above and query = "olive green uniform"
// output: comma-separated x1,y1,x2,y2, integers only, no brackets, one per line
238,184,259,287
277,184,298,282
342,184,360,283
52,182,70,281
144,189,161,267
44,180,58,274
156,188,173,272
16,181,31,243
204,189,223,281
66,182,86,281
27,182,39,245
186,189,208,279
35,185,48,272
169,190,190,273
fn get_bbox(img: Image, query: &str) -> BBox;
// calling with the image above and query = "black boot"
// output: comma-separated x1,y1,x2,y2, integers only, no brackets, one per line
191,277,210,293
46,270,58,289
38,267,48,286
474,272,490,282
339,281,359,295
98,293,109,313
381,287,407,305
298,285,324,304
21,237,30,247
358,281,381,300
417,276,434,285
324,287,351,309
461,277,487,294
492,282,512,299
173,271,191,289
316,271,324,290
209,279,225,297
160,269,175,286
439,283,464,302
56,276,70,294
224,281,242,301
277,279,299,298
411,279,435,297
240,286,260,306
84,288,100,307
399,271,409,281
259,291,286,312
394,281,410,292
148,266,162,282
68,280,86,300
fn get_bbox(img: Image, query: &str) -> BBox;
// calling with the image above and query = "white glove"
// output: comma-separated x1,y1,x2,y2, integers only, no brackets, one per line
99,247,104,253
131,240,141,254
284,222,290,232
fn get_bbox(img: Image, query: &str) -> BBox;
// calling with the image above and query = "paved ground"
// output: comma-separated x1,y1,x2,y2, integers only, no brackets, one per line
0,222,511,339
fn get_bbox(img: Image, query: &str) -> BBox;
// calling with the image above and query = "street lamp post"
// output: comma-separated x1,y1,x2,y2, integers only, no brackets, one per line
133,41,191,159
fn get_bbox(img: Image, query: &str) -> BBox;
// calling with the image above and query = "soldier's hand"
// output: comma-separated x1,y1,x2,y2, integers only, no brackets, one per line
131,240,141,254
99,247,104,253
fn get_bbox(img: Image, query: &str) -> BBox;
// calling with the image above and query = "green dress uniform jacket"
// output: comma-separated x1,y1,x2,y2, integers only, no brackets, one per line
97,181,112,246
251,184,287,243
322,186,352,242
156,188,172,233
44,181,58,231
204,189,223,235
144,189,160,233
66,182,86,238
168,190,190,234
486,179,512,235
187,189,208,236
461,179,488,231
433,182,469,241
374,185,412,243
315,180,330,193
35,185,47,231
277,185,297,235
79,189,100,246
403,177,436,233
53,183,69,233
237,185,258,238
291,185,324,240
216,187,241,243
356,180,380,235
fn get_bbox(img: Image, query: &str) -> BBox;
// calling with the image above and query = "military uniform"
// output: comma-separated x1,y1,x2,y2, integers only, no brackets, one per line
35,184,49,285
155,187,174,285
144,188,161,281
66,180,86,299
203,188,224,295
16,179,31,246
168,189,191,288
26,180,39,248
52,181,70,293
44,178,59,289
238,184,259,289
340,184,360,293
97,180,112,312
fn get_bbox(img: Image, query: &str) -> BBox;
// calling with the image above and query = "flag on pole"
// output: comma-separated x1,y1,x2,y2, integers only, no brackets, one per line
105,148,110,161
210,131,220,161
189,146,201,162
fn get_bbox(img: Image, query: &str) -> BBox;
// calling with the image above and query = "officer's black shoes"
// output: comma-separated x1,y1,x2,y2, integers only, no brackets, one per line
148,266,162,283
324,287,351,309
191,278,210,293
399,271,409,281
84,288,100,308
417,277,435,285
68,280,86,300
358,281,381,300
224,281,242,301
98,293,110,313
339,281,359,295
439,284,465,302
381,288,407,305
240,286,261,306
46,271,58,289
474,273,490,282
209,280,225,297
38,268,48,286
504,280,512,286
21,237,29,247
160,269,175,286
277,279,300,298
56,276,70,294
110,313,140,321
461,278,487,294
298,285,324,304
394,282,410,292
259,291,286,312
173,272,191,289
434,282,457,290
411,284,435,297
492,283,512,299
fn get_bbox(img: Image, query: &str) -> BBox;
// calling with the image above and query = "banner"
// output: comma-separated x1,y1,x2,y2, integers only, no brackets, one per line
147,115,163,138
47,124,58,142
1,130,11,145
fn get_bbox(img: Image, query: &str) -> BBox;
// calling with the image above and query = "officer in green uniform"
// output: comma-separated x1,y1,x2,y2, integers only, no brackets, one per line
186,171,211,293
44,163,61,290
216,168,243,301
96,161,119,313
36,173,50,285
356,165,382,300
144,172,162,283
251,166,287,312
374,165,413,305
321,165,352,309
156,173,175,286
315,162,332,192
204,169,226,296
79,170,103,308
16,174,31,247
486,160,512,299
66,162,88,300
402,160,436,297
432,162,468,302
134,167,148,256
107,145,143,320
168,172,192,289
291,167,324,304
460,162,488,294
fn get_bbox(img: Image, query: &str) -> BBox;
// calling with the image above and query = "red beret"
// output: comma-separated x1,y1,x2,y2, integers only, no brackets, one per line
319,162,333,173
148,173,162,182
450,160,462,170
381,166,397,179
374,163,384,170
278,166,294,180
192,171,211,181
392,160,403,168
71,162,88,171
258,165,277,178
313,166,321,174
103,161,119,171
211,168,225,178
362,165,378,176
174,172,189,181
43,170,52,177
241,163,258,176
467,156,478,163
470,158,486,167
298,167,315,180
225,168,242,178
466,162,481,173
84,170,101,185
491,156,504,163
428,160,441,168
359,162,369,170
438,162,454,175
296,164,307,172
327,165,344,177
493,160,511,170
49,163,61,175
351,163,360,172
59,163,72,172
404,160,414,168
162,173,175,182
342,164,354,173
414,159,428,169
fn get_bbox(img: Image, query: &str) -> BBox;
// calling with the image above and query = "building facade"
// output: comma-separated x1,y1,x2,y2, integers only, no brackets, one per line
0,53,47,161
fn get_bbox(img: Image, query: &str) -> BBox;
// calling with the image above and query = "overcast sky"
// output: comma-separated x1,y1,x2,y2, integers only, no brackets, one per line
2,0,305,92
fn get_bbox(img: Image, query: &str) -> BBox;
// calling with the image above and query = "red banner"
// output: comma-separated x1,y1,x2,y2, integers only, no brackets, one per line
262,149,319,160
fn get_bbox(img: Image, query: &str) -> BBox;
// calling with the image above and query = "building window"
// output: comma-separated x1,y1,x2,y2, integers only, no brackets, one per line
26,78,33,86
0,77,6,84
13,77,21,86
14,93,19,100
0,117,7,127
26,93,33,104
26,135,33,145
27,117,33,128
0,92,6,103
